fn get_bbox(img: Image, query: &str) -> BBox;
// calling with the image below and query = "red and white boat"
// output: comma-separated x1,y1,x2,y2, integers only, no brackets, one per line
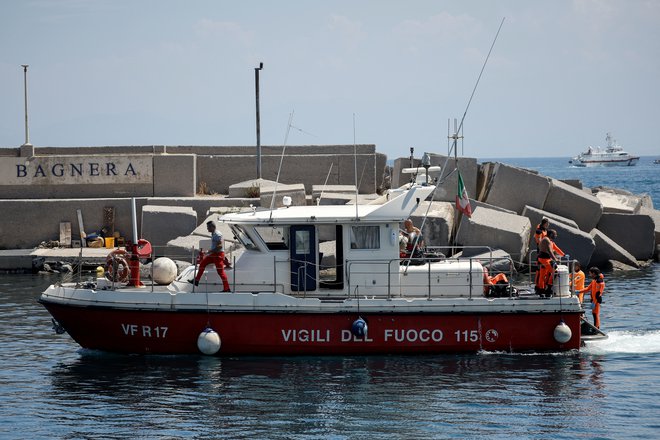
40,180,597,355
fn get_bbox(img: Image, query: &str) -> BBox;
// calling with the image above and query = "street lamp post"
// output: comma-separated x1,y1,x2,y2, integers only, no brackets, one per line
21,64,32,147
255,62,263,179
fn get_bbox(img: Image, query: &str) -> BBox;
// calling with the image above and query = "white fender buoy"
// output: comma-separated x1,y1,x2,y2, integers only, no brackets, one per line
152,257,178,285
553,321,572,344
197,328,221,355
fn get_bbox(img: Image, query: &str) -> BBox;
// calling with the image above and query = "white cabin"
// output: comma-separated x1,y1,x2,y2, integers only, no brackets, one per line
181,184,486,299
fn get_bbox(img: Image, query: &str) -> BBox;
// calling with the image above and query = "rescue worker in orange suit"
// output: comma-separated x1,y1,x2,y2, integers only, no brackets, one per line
579,267,605,328
482,267,509,295
534,218,549,250
192,221,231,291
570,261,586,303
535,229,561,296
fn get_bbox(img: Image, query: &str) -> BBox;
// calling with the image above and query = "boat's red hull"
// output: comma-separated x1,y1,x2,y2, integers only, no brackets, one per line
41,301,582,354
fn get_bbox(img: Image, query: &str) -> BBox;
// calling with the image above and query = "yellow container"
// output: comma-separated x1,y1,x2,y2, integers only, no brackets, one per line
105,237,115,248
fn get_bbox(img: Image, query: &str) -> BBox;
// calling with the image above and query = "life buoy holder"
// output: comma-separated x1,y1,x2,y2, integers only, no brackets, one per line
105,249,129,283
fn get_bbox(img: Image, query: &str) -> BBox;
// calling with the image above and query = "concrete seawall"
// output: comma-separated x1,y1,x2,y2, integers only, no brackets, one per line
0,145,657,272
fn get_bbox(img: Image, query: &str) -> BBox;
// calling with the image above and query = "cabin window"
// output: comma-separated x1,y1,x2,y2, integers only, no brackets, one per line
230,225,259,251
254,226,289,250
295,230,311,254
350,225,380,249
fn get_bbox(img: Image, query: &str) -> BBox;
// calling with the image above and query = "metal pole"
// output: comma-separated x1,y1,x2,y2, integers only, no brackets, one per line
255,62,264,179
21,64,31,146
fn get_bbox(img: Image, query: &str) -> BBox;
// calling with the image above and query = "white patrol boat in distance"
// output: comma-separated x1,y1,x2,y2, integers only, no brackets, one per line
570,132,639,167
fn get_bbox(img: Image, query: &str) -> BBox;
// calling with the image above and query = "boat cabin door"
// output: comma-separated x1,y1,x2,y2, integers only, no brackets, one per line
290,225,317,292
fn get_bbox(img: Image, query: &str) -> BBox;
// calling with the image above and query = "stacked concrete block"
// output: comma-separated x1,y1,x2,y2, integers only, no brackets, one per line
197,145,385,195
640,194,654,209
312,185,369,206
520,206,595,265
455,206,531,263
454,248,515,274
312,185,356,199
639,207,660,246
561,179,583,190
589,229,639,268
543,178,603,231
317,194,355,205
597,213,656,260
482,163,551,214
0,198,150,249
406,201,455,249
153,154,196,197
228,178,278,199
472,199,516,215
260,183,307,208
141,205,197,249
522,205,579,231
594,188,644,214
391,155,478,204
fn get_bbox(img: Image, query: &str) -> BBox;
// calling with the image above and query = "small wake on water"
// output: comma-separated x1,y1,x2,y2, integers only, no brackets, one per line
583,329,660,354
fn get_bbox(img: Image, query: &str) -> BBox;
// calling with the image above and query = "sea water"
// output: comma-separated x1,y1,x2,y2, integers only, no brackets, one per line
1,157,659,439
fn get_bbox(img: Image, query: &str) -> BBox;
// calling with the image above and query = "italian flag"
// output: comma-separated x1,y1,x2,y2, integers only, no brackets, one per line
456,171,472,217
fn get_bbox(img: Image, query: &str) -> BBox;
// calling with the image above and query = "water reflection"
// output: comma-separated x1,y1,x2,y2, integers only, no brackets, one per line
45,352,604,438
1,272,656,439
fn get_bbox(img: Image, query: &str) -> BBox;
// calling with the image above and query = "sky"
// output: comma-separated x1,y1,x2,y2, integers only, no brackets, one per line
1,0,659,159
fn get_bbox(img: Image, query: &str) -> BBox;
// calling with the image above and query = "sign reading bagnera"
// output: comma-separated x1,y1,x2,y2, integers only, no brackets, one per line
2,156,153,185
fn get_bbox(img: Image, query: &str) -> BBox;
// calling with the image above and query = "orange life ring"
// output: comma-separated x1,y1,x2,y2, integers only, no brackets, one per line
105,250,129,283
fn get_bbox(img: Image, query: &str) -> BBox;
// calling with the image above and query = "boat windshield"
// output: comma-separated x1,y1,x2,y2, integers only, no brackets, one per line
230,225,259,251
254,225,289,250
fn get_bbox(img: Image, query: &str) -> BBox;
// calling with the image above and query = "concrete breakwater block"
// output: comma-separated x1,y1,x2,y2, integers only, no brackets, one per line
522,205,578,232
594,188,644,214
471,199,516,215
141,205,197,249
391,155,478,204
455,206,531,263
454,248,514,274
407,201,455,249
639,207,660,246
482,163,550,214
153,154,196,197
589,229,639,268
597,212,656,260
164,235,204,260
521,206,595,266
316,194,356,205
543,178,602,232
228,178,279,199
258,183,306,208
312,185,356,199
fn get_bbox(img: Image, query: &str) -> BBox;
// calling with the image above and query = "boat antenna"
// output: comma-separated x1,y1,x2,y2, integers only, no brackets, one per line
453,17,505,158
353,113,359,220
436,17,505,186
268,111,295,221
317,162,334,205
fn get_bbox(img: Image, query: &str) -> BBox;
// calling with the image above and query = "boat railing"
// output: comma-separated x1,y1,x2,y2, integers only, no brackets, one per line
93,244,517,300
345,250,517,301
527,249,577,297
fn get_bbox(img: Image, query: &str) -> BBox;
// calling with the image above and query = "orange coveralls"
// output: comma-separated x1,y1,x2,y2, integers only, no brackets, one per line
580,275,605,328
571,270,586,303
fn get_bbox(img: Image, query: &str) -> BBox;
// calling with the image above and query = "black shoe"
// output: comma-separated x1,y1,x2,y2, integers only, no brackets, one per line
188,279,199,286
223,289,231,292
